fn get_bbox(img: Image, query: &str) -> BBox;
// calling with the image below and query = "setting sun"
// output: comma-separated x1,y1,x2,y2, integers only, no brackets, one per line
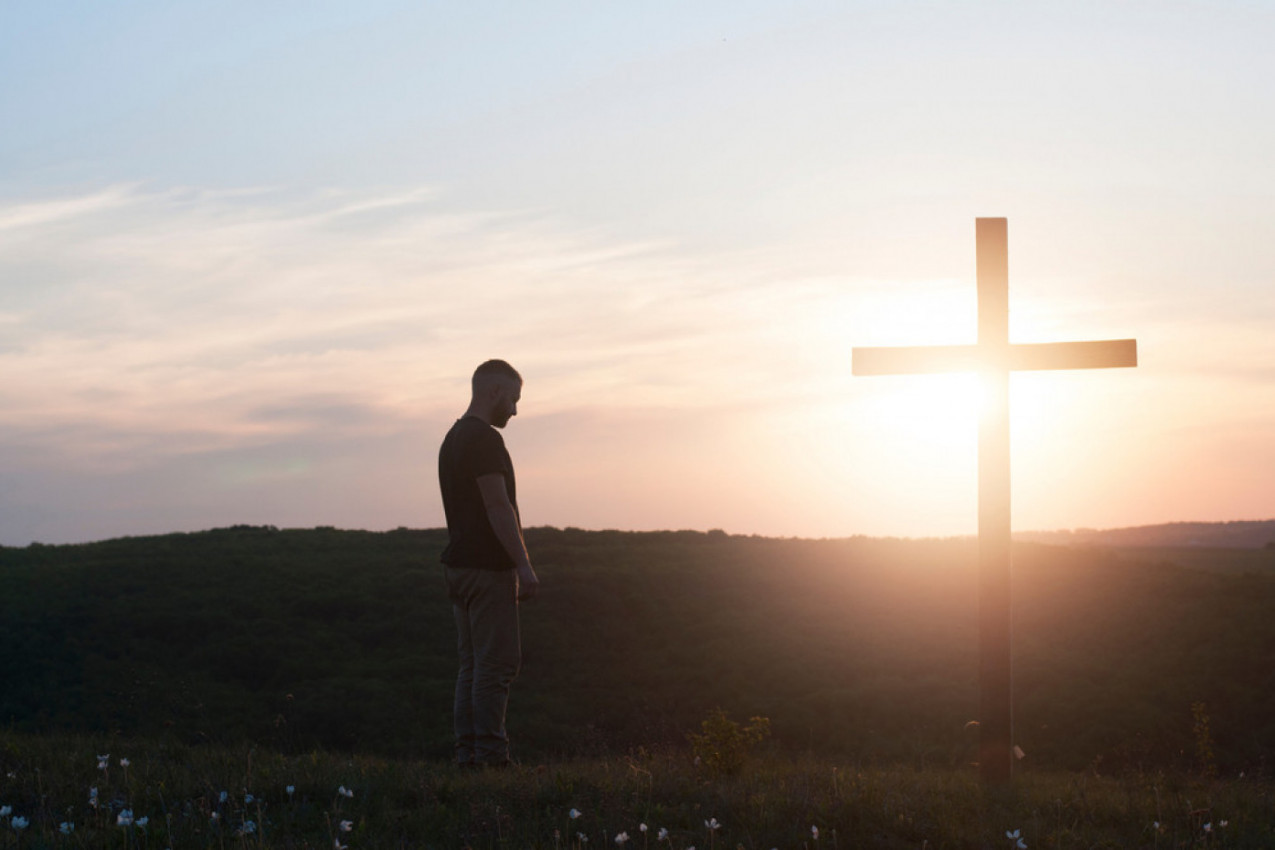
858,375,983,454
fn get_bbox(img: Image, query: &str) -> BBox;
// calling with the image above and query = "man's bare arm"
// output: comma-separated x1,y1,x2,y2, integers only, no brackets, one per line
476,473,539,600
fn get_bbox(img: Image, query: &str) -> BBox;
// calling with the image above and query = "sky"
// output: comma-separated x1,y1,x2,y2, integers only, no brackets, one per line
2,1,1273,545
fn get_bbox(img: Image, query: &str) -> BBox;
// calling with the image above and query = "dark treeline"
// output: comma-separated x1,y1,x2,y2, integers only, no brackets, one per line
2,526,1273,774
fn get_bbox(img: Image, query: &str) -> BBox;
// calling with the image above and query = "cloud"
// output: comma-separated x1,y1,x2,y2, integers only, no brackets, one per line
0,185,862,483
0,183,896,543
0,185,138,232
3,183,1267,545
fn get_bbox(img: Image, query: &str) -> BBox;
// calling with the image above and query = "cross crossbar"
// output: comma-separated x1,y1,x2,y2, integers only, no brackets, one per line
852,338,1137,376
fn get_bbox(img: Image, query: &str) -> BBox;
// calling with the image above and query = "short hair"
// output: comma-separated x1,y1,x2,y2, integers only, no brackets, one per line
472,359,522,390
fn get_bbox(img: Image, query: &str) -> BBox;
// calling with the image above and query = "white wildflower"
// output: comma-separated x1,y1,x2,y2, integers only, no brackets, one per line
705,817,721,830
578,832,589,843
137,816,149,827
1203,822,1212,833
657,827,669,841
117,809,134,827
59,822,75,835
615,831,630,845
812,825,819,839
340,820,353,832
242,820,257,834
335,841,348,850
245,793,255,804
10,816,29,830
569,808,583,819
338,785,354,799
639,823,648,833
219,791,228,804
0,806,10,817
119,758,130,768
286,785,296,796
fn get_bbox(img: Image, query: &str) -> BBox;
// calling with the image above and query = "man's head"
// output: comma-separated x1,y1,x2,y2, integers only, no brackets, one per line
470,359,522,428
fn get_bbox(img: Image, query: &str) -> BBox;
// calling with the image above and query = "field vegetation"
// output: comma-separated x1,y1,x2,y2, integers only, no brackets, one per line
2,526,1274,845
1,731,1272,848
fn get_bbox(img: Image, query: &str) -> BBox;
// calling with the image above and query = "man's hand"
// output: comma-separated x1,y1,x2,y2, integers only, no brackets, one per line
516,562,540,602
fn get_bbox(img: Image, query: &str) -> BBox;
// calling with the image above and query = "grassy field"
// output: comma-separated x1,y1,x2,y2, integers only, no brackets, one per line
0,732,1271,849
4,527,1275,775
4,528,1275,846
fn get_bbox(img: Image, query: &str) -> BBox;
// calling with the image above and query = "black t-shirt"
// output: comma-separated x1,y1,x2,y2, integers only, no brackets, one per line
438,416,518,570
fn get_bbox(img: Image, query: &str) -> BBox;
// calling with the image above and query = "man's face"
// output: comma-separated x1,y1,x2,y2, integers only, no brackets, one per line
491,379,522,429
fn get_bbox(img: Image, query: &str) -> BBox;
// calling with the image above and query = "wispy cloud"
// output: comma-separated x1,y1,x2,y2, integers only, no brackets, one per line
0,184,875,541
0,184,861,468
3,184,1267,545
0,185,138,232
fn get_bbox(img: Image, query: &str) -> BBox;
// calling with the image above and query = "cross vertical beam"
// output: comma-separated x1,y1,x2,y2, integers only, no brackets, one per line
976,218,1013,784
851,218,1137,783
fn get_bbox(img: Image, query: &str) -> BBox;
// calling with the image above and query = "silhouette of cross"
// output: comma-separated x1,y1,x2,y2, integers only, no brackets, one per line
852,218,1137,783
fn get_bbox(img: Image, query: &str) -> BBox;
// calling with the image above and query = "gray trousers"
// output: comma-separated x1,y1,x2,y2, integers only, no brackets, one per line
444,566,521,765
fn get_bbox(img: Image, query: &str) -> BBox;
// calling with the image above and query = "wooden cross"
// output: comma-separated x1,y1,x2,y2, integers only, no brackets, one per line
852,218,1137,783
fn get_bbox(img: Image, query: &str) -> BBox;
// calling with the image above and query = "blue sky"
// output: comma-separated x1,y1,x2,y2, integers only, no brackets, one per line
2,1,1273,544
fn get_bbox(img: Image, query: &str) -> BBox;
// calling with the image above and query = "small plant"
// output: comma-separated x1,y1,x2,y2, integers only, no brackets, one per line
1191,702,1217,779
687,708,770,777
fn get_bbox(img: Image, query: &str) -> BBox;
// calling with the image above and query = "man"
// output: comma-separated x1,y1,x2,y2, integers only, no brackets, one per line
437,359,539,768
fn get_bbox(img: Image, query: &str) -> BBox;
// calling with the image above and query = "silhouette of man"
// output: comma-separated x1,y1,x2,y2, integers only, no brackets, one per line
438,359,539,767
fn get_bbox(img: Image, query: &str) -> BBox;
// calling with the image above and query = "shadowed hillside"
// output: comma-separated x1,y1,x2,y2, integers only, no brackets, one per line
2,526,1273,773
1017,518,1275,549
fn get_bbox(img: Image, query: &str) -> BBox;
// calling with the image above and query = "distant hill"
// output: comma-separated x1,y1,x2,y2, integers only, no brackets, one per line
1016,519,1275,549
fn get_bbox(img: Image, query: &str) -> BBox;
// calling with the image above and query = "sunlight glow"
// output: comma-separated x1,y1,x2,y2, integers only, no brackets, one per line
862,375,984,453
